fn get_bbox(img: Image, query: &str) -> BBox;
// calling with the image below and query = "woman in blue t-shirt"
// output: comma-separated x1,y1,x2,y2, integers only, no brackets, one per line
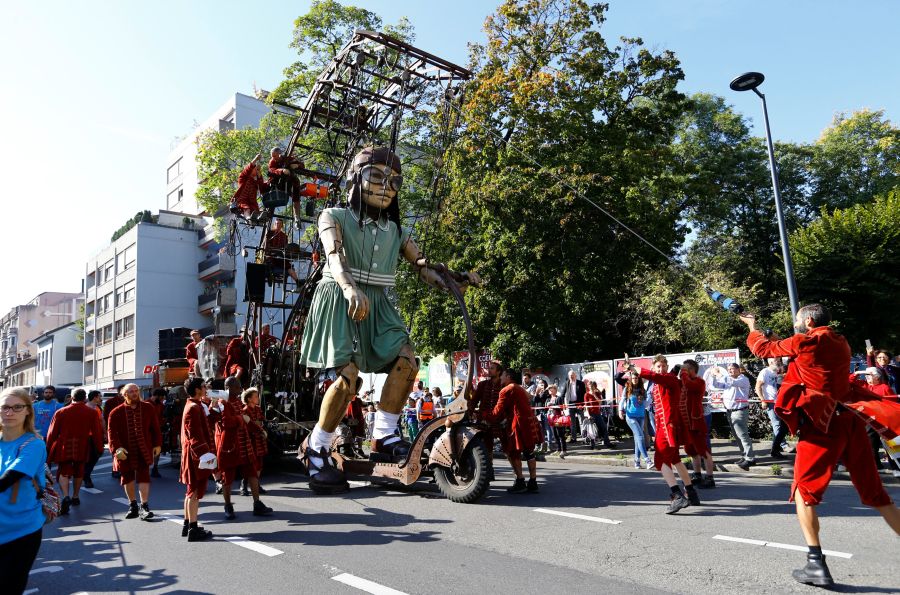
615,370,652,469
1,386,48,595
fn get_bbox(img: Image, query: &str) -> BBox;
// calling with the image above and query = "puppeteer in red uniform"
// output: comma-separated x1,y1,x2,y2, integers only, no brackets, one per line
232,155,270,216
679,368,709,458
186,330,202,374
481,383,540,456
640,368,685,470
743,304,900,586
47,399,104,479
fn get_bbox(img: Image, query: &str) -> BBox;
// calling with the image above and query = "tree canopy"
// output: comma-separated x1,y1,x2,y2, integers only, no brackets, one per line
193,0,900,365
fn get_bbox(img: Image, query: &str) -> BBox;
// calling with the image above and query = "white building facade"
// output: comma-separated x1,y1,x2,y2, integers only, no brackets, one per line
35,322,83,388
82,213,209,390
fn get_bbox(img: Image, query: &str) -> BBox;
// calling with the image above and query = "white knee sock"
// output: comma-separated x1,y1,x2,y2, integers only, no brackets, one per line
372,411,401,441
307,425,334,477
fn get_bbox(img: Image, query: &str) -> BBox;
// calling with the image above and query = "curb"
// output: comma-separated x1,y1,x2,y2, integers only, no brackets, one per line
499,451,900,484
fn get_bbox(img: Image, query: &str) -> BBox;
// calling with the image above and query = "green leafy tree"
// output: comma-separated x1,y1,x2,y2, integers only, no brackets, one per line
397,0,689,368
791,189,900,349
808,109,900,211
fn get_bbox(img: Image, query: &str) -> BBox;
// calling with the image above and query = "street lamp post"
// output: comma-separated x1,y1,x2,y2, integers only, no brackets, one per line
730,72,800,320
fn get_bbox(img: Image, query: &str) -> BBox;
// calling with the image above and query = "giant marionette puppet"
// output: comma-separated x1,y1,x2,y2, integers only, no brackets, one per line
298,146,481,494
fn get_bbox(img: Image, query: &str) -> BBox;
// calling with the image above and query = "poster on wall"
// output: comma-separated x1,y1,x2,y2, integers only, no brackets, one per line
452,350,492,388
612,349,740,413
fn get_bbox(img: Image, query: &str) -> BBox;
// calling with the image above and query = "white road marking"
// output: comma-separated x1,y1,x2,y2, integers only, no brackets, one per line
533,508,622,525
94,456,170,471
331,573,409,595
111,498,281,556
713,535,852,559
80,487,103,494
224,536,284,557
23,590,38,594
29,566,63,575
348,480,370,488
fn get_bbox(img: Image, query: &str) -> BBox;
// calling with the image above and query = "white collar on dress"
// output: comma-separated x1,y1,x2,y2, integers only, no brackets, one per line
348,208,390,231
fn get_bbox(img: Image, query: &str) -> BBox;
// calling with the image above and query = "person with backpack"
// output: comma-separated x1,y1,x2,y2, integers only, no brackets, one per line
1,387,50,594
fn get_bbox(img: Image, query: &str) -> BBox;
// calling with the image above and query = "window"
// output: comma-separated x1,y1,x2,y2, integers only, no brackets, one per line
100,324,113,345
99,357,112,378
115,280,135,306
167,186,184,209
114,350,134,374
167,158,182,183
100,293,112,313
115,315,134,339
115,244,135,273
66,347,82,361
103,260,115,283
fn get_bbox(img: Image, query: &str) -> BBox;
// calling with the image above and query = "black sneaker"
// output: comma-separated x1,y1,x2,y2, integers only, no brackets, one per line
737,459,752,471
187,526,213,542
686,487,701,506
181,523,190,537
770,451,788,460
690,472,702,485
792,553,834,587
83,478,94,489
139,504,155,521
526,478,539,493
257,485,267,495
71,497,81,506
224,503,236,520
60,496,71,516
253,500,273,516
239,480,250,496
125,502,140,519
150,468,162,478
699,476,716,489
666,493,689,514
507,478,527,494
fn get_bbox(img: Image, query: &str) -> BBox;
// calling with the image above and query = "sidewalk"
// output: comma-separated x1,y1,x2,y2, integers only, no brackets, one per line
525,435,900,484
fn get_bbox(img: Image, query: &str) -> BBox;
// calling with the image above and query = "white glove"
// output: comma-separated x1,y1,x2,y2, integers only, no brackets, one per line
198,452,217,469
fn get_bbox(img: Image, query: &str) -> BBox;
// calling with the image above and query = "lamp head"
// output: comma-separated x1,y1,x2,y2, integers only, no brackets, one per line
730,72,765,92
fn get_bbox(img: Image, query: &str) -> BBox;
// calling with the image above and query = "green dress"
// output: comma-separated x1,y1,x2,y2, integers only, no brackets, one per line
300,207,412,373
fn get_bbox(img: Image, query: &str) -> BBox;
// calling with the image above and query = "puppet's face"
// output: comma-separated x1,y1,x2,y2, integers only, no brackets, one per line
359,164,400,210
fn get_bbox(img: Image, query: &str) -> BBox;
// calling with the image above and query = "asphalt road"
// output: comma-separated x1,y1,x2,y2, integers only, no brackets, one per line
24,452,900,595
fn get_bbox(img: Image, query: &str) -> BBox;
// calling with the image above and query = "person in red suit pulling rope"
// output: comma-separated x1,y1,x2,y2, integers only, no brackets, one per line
742,303,900,587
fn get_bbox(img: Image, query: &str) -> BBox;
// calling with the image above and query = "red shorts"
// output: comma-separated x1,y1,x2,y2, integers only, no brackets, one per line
186,477,209,499
654,445,681,470
221,462,259,485
119,465,151,486
792,409,892,508
56,461,85,478
683,429,710,458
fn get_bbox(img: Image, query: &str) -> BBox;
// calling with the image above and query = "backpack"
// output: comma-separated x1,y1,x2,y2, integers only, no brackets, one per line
9,436,60,524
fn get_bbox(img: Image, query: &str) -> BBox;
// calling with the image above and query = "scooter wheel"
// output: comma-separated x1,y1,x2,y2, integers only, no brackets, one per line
434,436,490,504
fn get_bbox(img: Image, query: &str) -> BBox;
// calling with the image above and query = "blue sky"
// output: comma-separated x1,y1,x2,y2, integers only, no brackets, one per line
1,1,898,312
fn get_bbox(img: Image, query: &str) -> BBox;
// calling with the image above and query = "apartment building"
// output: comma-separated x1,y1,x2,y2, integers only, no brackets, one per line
0,292,82,388
82,211,209,390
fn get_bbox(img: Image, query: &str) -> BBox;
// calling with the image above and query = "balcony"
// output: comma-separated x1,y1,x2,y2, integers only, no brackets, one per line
199,225,217,248
198,292,216,314
216,322,237,336
198,252,235,281
198,287,237,314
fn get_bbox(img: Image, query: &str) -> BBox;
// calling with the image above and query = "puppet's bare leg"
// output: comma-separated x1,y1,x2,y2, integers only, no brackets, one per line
370,344,419,463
